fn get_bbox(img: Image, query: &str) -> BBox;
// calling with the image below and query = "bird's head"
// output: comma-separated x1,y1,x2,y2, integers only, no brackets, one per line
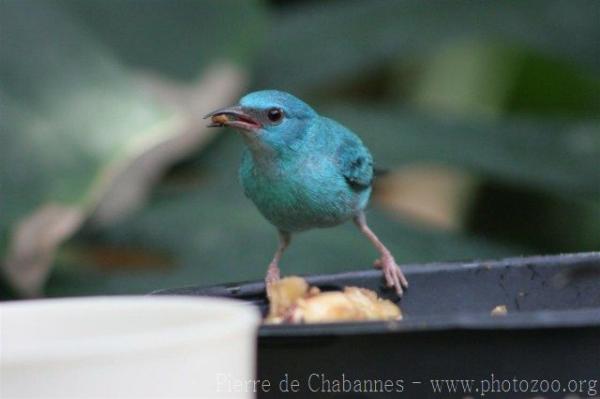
204,90,317,152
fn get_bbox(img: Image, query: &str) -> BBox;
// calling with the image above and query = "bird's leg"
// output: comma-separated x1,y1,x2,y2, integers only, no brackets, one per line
265,231,291,287
353,212,408,296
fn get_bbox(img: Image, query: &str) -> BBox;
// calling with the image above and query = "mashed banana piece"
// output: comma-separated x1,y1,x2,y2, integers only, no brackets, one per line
490,305,508,316
265,276,402,324
211,114,230,125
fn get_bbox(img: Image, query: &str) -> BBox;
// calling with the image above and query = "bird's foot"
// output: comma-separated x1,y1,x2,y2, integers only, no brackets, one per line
265,263,281,299
374,255,408,296
265,263,281,287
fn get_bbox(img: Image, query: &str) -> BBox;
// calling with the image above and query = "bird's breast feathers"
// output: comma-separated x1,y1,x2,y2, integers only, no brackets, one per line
239,147,370,232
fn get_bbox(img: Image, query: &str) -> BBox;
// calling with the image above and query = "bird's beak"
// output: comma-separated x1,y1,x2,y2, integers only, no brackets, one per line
203,106,261,131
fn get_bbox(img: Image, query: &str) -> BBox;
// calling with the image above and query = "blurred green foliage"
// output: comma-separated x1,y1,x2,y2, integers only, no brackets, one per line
1,0,599,298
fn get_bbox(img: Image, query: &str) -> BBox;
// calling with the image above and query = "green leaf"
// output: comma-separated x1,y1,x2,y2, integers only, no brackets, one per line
0,0,261,296
63,0,267,80
257,0,600,93
324,104,600,197
0,0,169,296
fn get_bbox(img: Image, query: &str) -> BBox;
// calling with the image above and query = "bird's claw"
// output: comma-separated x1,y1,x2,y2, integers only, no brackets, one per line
265,263,281,286
265,263,281,299
374,255,408,296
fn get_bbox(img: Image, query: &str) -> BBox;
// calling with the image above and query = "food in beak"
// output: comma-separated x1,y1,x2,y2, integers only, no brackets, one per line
211,114,230,126
205,106,261,130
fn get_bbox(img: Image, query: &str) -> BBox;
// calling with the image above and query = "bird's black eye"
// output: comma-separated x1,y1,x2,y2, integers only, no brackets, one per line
267,108,283,123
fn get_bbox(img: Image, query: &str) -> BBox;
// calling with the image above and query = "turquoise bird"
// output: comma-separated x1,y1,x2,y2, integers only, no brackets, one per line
205,90,408,295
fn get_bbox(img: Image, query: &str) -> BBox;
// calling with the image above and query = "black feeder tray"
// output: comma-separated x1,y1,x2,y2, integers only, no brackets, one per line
153,252,600,398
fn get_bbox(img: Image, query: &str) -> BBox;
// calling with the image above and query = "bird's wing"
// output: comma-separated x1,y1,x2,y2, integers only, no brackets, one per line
336,132,374,190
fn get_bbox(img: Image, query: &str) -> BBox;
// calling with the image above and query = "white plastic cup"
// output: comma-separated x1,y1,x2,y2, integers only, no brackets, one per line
1,296,261,398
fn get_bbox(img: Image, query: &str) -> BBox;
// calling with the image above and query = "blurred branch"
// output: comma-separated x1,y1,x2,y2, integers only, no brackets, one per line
0,0,249,297
89,63,247,225
2,63,247,297
4,206,83,298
